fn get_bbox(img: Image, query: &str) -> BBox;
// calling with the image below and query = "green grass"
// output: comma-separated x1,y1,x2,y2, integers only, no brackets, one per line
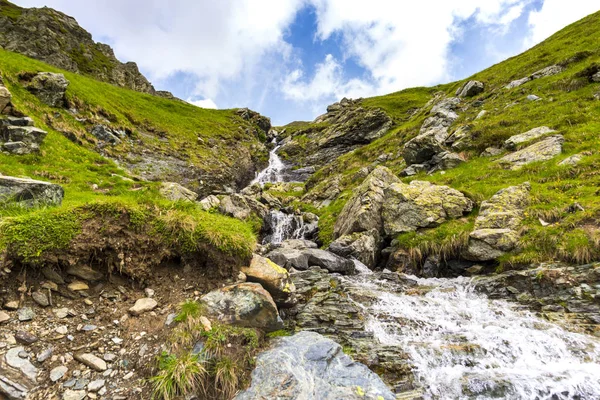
0,0,22,21
150,352,208,400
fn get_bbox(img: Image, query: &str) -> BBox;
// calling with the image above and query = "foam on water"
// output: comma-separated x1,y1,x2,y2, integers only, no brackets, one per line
252,141,284,185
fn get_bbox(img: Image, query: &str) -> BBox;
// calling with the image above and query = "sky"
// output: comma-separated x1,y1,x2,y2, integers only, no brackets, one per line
15,0,600,125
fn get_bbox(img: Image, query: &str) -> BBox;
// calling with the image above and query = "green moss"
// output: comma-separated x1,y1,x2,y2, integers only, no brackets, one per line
0,0,23,21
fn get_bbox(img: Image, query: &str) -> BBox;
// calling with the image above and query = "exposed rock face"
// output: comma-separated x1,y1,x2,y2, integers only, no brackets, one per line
90,125,122,145
504,126,556,150
218,193,268,220
456,80,484,97
279,98,392,174
201,282,283,332
241,254,296,307
505,65,564,89
382,181,474,236
236,108,271,134
329,229,382,269
334,166,400,238
266,247,356,275
159,182,198,202
199,194,220,210
498,135,564,170
0,2,157,94
1,119,47,155
0,176,64,207
24,72,69,107
235,331,395,400
465,183,530,261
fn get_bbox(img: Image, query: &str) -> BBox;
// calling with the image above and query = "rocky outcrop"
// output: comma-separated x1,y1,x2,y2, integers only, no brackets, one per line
24,72,69,107
218,193,268,220
334,166,400,238
236,108,271,134
329,229,381,269
498,135,564,170
1,118,46,155
235,331,395,400
266,247,356,275
0,175,64,207
456,80,484,98
382,181,473,236
0,2,157,94
465,183,530,261
90,125,123,145
241,254,296,307
159,182,198,202
201,282,283,332
504,126,556,150
505,65,564,89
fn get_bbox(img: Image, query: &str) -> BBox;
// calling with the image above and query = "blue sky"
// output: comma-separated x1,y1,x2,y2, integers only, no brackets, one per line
15,0,600,125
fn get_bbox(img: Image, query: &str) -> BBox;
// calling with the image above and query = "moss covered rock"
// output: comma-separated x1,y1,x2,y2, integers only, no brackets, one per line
241,254,296,307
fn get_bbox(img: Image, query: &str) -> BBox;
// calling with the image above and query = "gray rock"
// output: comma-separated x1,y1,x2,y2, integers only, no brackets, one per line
465,183,530,261
128,298,158,316
505,65,563,89
504,126,555,150
456,80,484,97
74,353,107,371
481,147,504,157
240,254,296,307
559,153,584,166
17,307,34,322
201,282,283,332
41,267,64,284
159,182,198,202
66,265,103,281
401,163,428,177
402,127,448,165
3,141,34,155
303,248,356,274
62,389,86,400
328,230,381,269
0,84,11,112
235,331,395,400
266,247,310,271
31,291,49,307
5,347,37,382
0,372,31,399
36,347,53,363
50,365,67,382
2,117,34,127
505,77,531,89
527,94,541,101
198,194,220,210
0,176,64,207
15,331,38,345
219,193,268,220
430,151,465,171
382,181,473,236
279,239,318,250
498,135,564,170
592,71,600,83
25,72,69,107
91,125,121,144
87,379,105,392
334,166,400,238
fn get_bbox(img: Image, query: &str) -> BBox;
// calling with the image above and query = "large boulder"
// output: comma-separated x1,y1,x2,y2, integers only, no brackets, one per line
382,181,473,236
219,193,268,220
201,282,283,333
241,254,296,307
0,83,12,112
465,183,530,261
303,248,356,274
328,229,381,269
159,182,198,202
25,72,69,107
90,125,121,145
456,80,484,98
234,331,395,400
334,166,400,238
498,135,564,170
0,176,64,207
266,247,310,271
504,126,556,150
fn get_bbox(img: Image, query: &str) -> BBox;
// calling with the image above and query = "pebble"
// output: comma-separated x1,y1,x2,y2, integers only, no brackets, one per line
111,337,123,345
88,379,105,392
84,299,93,306
128,298,158,316
32,291,50,307
123,371,134,380
41,281,59,291
74,353,107,371
144,288,155,298
36,347,53,362
4,301,19,311
50,365,68,382
54,308,69,319
17,307,35,321
73,378,89,390
200,316,212,331
63,378,76,388
15,330,38,345
527,94,541,101
63,389,86,400
68,281,89,291
165,313,177,326
55,325,68,335
103,353,117,362
0,311,10,324
81,324,97,332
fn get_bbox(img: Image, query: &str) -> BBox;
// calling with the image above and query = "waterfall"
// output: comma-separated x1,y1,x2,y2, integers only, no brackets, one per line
344,275,600,399
252,141,285,185
264,209,314,245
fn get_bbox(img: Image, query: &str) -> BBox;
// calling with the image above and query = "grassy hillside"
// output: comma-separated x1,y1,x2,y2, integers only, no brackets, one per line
0,49,260,274
294,10,600,268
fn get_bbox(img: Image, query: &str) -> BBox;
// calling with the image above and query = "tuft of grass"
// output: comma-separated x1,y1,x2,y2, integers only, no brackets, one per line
212,356,240,400
149,352,208,400
175,300,202,323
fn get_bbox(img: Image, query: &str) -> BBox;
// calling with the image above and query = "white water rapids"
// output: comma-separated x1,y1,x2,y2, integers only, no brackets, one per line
252,141,285,185
253,142,600,399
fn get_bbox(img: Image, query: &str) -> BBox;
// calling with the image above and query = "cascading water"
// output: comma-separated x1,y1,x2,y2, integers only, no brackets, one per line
344,273,600,399
252,140,285,185
265,209,311,244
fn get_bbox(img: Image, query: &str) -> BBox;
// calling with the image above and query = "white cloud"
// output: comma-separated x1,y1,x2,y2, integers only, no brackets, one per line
187,98,218,109
526,0,599,47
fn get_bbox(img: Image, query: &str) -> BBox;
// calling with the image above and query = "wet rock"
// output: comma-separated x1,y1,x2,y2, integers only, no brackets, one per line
128,298,158,316
17,307,34,322
66,265,103,282
303,249,356,274
235,331,395,400
5,347,37,381
498,135,563,170
329,229,381,269
201,282,283,332
0,176,64,207
199,194,220,210
50,365,67,382
15,331,38,345
241,254,296,307
421,255,442,278
159,182,198,202
219,193,268,220
465,183,530,261
74,353,107,371
31,291,49,307
456,80,484,97
25,72,69,107
504,126,556,150
334,166,400,238
382,180,473,236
